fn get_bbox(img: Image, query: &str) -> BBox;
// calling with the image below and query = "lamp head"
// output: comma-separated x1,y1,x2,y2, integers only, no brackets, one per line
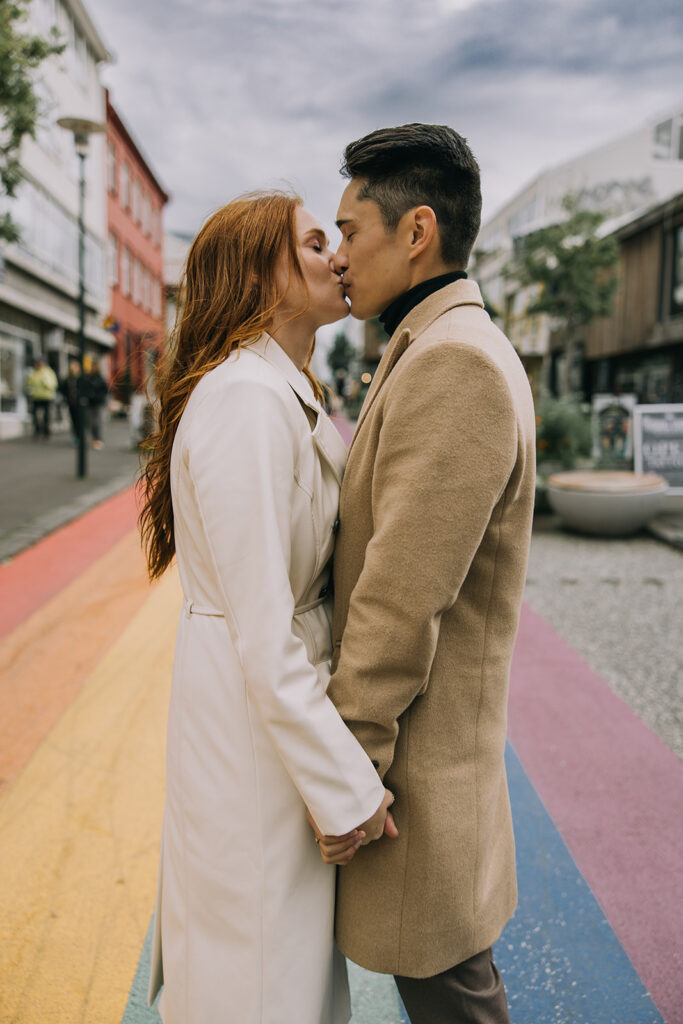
57,117,106,156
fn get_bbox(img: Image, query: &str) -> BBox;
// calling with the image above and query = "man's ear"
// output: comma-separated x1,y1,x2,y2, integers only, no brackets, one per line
408,206,437,261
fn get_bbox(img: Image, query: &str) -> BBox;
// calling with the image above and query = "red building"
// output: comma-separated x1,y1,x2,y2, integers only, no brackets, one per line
105,91,169,401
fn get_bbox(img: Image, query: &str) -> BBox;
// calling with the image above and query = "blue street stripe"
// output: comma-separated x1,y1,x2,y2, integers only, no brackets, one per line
121,746,664,1023
494,746,664,1024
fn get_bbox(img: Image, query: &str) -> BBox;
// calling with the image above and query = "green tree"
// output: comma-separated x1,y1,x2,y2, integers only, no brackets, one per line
516,194,619,396
326,330,355,397
0,0,63,242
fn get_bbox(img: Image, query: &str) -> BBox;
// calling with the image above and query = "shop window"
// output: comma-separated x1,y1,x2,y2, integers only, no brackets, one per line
0,336,22,413
672,225,683,315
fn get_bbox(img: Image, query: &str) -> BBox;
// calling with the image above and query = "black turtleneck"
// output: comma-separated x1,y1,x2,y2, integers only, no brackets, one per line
379,270,468,337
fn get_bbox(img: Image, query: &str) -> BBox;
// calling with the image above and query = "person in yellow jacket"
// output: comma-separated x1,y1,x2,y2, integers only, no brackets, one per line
25,358,58,439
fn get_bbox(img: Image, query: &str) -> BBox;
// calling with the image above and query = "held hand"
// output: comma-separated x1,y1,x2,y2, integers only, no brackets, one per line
306,809,365,866
384,809,399,839
359,788,398,845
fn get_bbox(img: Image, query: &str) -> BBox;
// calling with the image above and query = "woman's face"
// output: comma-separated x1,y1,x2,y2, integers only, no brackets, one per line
278,207,349,328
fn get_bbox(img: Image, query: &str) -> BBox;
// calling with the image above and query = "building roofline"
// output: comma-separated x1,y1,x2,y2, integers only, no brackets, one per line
482,101,683,232
68,0,112,63
106,91,170,203
609,189,683,240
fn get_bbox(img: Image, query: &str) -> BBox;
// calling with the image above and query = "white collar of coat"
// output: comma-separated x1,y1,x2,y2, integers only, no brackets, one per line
245,333,320,415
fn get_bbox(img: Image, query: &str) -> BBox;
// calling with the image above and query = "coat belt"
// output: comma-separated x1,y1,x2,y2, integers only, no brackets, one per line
183,596,326,619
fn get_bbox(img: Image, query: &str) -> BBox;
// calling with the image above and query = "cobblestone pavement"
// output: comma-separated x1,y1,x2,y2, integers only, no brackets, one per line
525,519,683,758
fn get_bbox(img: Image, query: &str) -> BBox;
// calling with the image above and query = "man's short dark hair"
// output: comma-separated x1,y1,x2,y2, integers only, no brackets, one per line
341,124,481,268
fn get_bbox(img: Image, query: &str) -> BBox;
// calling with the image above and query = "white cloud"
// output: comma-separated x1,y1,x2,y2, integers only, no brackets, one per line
83,0,683,241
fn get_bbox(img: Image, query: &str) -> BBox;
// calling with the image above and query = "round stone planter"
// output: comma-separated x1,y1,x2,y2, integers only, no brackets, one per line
547,471,668,536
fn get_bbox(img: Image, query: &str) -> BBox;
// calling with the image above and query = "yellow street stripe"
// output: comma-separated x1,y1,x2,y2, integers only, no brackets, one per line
0,569,180,1024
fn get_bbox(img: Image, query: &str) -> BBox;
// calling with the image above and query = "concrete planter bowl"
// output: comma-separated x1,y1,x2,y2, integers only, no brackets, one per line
547,471,668,537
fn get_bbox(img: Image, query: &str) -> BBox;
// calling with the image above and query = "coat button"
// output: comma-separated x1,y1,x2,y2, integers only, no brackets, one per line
332,518,340,534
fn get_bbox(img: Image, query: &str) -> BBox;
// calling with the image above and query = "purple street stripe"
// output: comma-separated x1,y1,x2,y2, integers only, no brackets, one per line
508,604,683,1024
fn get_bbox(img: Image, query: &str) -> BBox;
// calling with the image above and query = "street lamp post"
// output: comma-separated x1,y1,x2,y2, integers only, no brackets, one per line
57,117,106,479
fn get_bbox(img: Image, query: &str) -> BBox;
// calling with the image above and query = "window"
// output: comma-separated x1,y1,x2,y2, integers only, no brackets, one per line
0,176,104,298
133,258,143,306
132,180,142,225
142,266,151,312
152,277,162,319
0,335,23,413
107,233,119,287
120,162,130,210
653,118,683,161
107,141,117,193
33,0,57,34
74,27,88,88
151,207,161,246
142,193,151,236
671,225,683,316
121,247,131,297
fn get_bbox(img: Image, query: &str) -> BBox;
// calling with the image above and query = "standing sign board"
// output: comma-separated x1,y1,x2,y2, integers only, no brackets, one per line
592,394,636,462
633,404,683,495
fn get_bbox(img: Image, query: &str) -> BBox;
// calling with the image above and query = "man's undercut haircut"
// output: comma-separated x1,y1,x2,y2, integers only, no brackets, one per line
341,124,481,268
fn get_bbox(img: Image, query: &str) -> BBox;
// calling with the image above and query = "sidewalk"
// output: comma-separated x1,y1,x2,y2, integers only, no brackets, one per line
0,414,141,562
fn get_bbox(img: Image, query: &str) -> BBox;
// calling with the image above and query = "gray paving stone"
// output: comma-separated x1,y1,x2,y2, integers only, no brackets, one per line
525,520,683,757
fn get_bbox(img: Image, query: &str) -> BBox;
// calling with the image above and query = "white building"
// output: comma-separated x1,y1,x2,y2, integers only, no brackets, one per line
0,0,111,438
473,105,683,391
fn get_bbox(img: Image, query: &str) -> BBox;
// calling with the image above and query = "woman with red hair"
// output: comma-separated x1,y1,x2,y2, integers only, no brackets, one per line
139,192,393,1023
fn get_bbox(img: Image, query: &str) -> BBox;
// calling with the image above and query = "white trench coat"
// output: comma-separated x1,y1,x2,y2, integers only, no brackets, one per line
148,334,384,1024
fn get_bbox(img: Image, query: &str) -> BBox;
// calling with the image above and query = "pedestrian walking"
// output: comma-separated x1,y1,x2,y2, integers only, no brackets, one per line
81,357,108,449
58,359,82,445
25,358,58,439
139,192,395,1024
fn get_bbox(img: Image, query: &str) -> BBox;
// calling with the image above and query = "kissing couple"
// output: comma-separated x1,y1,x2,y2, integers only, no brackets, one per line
141,123,535,1024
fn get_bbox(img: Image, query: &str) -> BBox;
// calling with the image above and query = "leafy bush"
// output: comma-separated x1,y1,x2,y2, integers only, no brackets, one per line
535,392,592,469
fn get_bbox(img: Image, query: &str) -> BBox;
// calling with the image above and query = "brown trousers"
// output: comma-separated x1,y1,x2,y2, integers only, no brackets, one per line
394,947,510,1024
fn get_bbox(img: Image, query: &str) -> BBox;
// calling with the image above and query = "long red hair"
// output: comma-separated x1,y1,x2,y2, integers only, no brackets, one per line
138,190,321,580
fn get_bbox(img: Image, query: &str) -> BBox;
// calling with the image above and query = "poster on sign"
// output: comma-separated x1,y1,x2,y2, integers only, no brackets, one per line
634,405,683,495
592,394,636,462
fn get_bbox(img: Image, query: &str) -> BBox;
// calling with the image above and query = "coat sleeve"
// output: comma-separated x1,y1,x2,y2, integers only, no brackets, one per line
184,379,385,836
327,343,518,779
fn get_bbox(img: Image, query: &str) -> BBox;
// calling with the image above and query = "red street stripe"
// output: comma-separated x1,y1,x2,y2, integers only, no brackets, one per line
0,487,140,639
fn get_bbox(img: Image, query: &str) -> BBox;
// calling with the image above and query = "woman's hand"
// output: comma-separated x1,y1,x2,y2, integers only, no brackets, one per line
306,789,399,865
306,810,365,865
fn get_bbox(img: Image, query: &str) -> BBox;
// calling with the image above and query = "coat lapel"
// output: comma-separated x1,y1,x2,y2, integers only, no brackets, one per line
247,333,346,486
349,280,485,453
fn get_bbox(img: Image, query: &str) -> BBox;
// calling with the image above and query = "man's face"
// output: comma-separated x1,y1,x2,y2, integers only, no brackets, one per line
334,179,413,320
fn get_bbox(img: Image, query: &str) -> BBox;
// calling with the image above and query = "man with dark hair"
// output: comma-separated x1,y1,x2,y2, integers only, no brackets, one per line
321,124,536,1023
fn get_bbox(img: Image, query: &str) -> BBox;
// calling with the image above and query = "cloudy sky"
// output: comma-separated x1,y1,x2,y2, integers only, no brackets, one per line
84,0,683,244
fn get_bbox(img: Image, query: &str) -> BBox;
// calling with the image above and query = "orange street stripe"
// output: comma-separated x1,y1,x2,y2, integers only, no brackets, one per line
0,569,179,1024
0,529,152,796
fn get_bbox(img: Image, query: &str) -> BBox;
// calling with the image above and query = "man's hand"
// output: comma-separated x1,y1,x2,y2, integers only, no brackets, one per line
359,788,397,844
307,789,400,865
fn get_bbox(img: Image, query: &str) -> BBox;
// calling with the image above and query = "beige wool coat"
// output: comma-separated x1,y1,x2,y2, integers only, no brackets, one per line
328,279,536,978
148,334,385,1024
